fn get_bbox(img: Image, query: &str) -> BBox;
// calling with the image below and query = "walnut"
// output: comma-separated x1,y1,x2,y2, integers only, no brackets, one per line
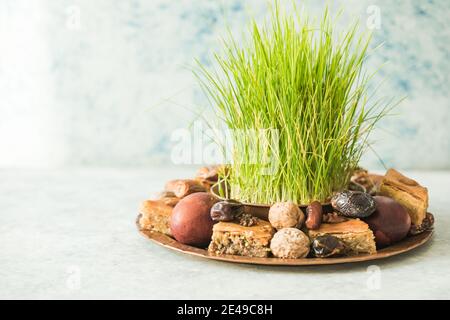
270,228,310,259
268,201,304,230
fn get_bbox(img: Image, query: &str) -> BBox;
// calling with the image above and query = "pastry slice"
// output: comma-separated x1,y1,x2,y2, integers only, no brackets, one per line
164,179,206,198
138,200,173,236
379,169,428,225
308,219,376,255
208,219,275,258
350,168,383,194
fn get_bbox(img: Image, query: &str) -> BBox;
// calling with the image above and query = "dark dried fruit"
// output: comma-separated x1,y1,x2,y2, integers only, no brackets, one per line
210,200,244,222
331,190,376,218
322,212,347,224
311,235,346,258
409,212,434,235
239,213,258,227
305,201,322,230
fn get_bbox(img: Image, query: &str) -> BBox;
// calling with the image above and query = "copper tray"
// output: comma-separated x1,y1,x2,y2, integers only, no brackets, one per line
136,215,433,266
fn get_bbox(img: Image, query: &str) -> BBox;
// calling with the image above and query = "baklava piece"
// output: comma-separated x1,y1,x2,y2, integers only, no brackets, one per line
379,169,428,226
138,200,173,236
208,219,275,258
164,179,206,198
158,191,180,207
350,168,383,194
308,219,376,255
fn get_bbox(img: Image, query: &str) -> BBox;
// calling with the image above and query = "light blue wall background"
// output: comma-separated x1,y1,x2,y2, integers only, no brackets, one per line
0,0,449,169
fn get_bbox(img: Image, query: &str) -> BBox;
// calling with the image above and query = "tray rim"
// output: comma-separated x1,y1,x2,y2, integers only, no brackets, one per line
136,215,434,266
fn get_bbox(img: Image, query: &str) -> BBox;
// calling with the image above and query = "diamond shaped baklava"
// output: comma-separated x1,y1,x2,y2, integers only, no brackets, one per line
139,200,173,236
308,219,376,255
208,219,275,258
379,169,428,226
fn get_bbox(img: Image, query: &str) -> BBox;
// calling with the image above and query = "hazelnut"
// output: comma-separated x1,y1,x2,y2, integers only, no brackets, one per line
268,201,304,230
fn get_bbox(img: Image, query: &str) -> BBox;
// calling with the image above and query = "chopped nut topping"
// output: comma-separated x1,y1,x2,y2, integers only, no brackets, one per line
238,213,258,227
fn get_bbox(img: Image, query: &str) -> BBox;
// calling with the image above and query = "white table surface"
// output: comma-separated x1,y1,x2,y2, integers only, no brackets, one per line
1,167,449,299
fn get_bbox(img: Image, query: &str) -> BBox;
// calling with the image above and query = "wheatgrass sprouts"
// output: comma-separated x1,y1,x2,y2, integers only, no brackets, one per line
195,4,391,204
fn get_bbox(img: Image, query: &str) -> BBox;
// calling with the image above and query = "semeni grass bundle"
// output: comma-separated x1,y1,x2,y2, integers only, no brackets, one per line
195,4,391,204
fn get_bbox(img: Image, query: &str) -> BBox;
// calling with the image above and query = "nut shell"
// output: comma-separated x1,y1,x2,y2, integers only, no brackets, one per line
270,228,310,259
268,202,304,230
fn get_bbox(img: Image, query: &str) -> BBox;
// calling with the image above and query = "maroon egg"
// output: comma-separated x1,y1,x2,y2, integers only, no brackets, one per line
363,196,411,247
170,192,217,247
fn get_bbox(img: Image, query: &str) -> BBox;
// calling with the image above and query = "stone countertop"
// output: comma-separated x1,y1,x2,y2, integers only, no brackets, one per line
1,167,449,299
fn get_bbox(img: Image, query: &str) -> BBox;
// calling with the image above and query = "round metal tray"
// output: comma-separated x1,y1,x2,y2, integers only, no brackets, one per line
137,215,433,266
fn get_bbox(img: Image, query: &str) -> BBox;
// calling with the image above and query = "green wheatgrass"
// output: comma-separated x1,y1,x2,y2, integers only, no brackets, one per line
195,3,392,204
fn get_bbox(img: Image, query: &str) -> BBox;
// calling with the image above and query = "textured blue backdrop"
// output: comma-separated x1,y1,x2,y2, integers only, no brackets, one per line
0,0,448,169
